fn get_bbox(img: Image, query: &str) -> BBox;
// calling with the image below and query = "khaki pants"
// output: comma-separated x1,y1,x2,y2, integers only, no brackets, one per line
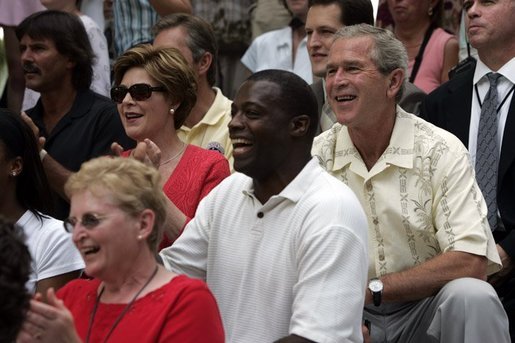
364,278,510,342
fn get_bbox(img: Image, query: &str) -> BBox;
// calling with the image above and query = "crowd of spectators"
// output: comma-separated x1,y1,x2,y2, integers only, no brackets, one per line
0,0,514,342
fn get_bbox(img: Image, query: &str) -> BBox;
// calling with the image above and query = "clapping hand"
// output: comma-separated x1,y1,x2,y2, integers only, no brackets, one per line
111,138,162,169
17,288,81,343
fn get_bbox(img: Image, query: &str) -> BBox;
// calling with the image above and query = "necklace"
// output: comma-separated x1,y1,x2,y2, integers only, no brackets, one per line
159,143,186,166
86,265,159,343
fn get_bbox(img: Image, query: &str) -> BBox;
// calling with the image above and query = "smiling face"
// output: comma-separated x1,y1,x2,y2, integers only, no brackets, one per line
70,189,142,279
229,80,293,180
19,35,74,93
116,67,175,142
326,36,395,129
306,3,343,78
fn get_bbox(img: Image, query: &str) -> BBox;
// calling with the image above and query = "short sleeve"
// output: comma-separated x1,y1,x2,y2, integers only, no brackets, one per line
241,39,259,72
33,222,84,282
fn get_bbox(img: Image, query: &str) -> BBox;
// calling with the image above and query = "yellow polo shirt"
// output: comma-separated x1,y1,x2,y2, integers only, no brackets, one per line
178,87,234,171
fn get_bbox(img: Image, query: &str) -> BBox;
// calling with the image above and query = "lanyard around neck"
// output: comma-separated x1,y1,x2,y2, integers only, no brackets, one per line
475,81,515,113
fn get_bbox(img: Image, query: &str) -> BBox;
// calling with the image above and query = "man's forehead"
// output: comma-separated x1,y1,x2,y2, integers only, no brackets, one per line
329,36,373,57
236,80,281,104
20,34,54,44
307,3,343,25
156,27,186,46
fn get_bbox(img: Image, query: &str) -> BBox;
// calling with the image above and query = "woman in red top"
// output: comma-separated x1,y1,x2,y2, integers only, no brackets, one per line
111,45,230,247
17,156,224,342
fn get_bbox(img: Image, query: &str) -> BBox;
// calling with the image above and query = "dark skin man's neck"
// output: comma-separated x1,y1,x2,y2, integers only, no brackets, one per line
252,150,311,204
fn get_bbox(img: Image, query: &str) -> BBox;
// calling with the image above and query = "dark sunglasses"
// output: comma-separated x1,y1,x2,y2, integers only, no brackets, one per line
63,213,109,233
110,83,166,103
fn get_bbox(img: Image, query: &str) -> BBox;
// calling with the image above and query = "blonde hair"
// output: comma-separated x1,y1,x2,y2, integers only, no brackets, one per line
113,44,197,129
65,156,168,252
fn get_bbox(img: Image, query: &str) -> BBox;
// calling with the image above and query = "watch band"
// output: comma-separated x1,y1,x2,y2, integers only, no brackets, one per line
372,289,381,307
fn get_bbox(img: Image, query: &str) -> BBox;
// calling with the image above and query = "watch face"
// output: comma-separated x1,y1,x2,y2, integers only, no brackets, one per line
369,279,383,292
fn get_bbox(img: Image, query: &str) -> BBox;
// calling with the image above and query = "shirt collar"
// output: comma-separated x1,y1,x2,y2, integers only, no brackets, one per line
384,107,415,169
242,158,321,204
498,57,515,84
332,106,414,175
201,87,232,125
474,56,515,85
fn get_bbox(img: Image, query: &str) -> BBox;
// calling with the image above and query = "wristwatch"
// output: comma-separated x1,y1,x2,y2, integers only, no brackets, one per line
368,278,383,307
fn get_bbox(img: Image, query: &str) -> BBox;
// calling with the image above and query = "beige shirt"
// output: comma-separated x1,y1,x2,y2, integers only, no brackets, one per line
312,106,501,278
177,87,234,171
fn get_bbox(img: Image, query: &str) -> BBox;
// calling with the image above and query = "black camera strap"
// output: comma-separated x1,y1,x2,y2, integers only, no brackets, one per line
409,25,436,83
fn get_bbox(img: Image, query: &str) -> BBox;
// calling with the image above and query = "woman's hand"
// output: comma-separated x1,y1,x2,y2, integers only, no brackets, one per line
17,288,81,343
111,139,162,169
111,141,125,157
131,139,162,169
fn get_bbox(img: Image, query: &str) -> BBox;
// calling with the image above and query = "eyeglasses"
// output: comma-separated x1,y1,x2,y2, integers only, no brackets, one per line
110,83,166,104
63,213,109,233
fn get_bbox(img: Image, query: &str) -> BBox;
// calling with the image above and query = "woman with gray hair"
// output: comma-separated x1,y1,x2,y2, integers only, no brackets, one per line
17,156,224,343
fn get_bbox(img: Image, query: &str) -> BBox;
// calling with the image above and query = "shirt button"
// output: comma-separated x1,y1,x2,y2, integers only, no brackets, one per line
257,212,264,218
366,182,373,192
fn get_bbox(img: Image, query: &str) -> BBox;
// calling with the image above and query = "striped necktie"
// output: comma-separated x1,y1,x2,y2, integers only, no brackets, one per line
475,72,502,231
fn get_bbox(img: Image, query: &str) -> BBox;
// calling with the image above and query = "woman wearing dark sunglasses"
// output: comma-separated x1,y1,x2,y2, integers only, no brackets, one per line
110,45,230,248
17,156,224,342
0,109,84,299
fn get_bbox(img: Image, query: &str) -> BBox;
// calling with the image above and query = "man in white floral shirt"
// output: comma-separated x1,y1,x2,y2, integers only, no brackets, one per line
311,24,509,342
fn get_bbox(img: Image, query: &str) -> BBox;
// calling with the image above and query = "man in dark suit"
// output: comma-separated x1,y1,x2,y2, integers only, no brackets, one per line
305,0,426,133
421,0,515,337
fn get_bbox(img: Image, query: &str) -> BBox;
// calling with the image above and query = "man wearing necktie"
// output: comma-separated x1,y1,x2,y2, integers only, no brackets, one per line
421,0,515,338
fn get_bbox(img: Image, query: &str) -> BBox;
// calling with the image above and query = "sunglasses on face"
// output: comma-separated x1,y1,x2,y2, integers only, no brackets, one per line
110,83,166,103
63,213,109,233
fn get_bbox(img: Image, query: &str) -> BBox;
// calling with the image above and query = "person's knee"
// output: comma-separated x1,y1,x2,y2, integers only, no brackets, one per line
429,278,510,341
438,277,500,310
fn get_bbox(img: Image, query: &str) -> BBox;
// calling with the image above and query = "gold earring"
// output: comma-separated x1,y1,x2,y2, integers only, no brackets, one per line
428,7,433,16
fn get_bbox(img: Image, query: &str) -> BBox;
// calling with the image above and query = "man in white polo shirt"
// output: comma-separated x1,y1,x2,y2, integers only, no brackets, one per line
160,69,369,342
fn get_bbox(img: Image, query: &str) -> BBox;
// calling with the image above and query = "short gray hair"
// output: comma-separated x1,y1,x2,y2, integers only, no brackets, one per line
65,156,169,253
333,24,407,102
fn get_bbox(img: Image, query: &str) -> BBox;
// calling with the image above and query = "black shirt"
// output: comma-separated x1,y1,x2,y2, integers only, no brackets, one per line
27,89,135,219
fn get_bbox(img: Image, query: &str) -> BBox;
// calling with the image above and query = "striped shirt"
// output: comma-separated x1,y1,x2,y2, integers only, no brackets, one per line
114,0,158,56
